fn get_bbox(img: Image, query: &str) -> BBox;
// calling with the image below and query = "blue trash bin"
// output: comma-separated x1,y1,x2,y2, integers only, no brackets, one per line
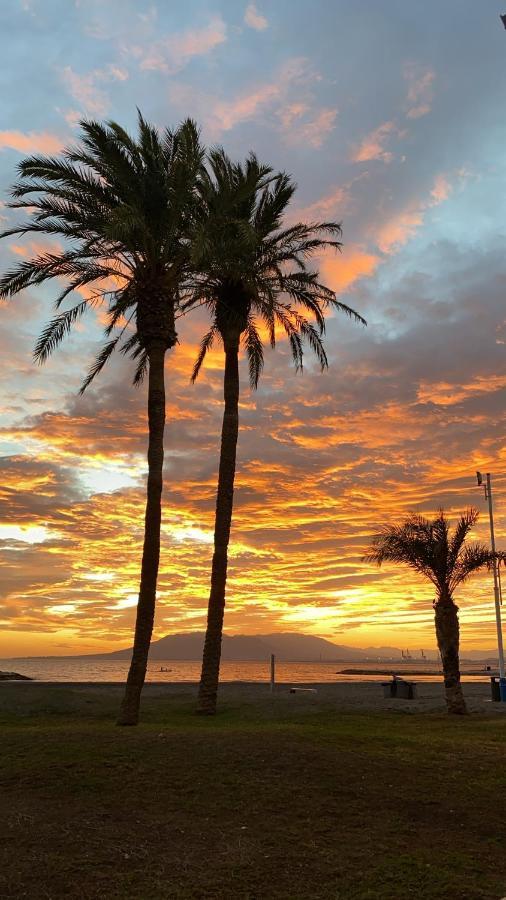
490,675,501,703
500,677,506,702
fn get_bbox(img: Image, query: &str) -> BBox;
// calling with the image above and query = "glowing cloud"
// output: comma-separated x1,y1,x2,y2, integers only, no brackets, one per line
139,16,227,72
404,64,435,119
62,64,128,117
320,245,381,292
0,131,63,154
244,3,268,31
352,121,401,164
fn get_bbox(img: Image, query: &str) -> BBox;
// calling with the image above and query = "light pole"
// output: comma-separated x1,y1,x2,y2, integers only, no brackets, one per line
476,471,506,700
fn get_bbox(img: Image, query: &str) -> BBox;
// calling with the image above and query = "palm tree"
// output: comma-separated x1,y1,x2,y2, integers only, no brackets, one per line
0,113,205,725
365,508,505,715
184,150,366,714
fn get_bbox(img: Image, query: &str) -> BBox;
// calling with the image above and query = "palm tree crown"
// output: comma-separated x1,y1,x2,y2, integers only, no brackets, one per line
366,508,500,597
0,112,204,384
185,148,366,381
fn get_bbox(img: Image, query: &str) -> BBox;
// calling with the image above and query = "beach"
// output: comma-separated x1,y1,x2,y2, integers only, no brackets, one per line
3,678,505,716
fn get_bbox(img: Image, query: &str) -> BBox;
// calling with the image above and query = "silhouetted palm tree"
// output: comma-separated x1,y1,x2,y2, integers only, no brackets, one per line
0,113,205,725
185,149,366,714
365,508,504,715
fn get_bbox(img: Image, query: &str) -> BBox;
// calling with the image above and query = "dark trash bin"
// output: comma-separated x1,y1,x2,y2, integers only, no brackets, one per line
490,676,501,702
381,677,417,700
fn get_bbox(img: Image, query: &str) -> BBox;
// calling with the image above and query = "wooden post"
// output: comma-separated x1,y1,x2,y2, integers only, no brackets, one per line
270,653,275,693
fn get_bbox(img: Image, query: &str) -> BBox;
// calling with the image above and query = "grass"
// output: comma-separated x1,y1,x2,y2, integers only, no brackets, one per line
1,685,506,899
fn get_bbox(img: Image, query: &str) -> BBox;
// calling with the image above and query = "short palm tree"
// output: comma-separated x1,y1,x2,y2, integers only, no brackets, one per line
365,508,504,715
185,149,366,714
0,113,205,725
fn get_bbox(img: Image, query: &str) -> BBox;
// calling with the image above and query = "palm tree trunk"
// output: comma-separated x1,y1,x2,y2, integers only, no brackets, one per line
197,337,240,715
434,594,468,715
117,341,166,726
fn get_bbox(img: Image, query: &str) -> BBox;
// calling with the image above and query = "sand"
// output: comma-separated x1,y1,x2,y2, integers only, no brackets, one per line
7,678,506,715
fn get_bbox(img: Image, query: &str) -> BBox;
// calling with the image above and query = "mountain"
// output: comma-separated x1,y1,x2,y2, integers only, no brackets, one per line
16,633,499,663
254,633,369,661
79,632,371,662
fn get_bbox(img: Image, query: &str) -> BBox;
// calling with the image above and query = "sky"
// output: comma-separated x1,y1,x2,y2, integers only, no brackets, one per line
1,0,506,657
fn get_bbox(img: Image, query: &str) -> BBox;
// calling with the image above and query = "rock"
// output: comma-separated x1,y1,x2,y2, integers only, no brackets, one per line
0,671,33,681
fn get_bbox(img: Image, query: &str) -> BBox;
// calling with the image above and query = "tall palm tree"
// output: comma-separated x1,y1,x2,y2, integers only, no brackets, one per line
0,113,205,725
185,150,366,714
365,508,505,715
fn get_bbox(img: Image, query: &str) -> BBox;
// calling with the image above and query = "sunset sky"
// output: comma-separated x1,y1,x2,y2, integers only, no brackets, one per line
1,0,506,657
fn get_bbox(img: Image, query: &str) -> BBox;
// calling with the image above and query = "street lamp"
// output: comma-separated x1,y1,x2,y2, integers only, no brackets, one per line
476,471,506,700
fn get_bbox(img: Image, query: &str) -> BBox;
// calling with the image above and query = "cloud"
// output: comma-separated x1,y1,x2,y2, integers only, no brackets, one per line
375,173,452,254
351,121,401,164
429,174,451,205
280,103,309,129
61,64,128,117
417,375,506,407
244,3,268,31
296,185,350,221
404,64,435,119
376,207,424,254
283,106,338,149
170,58,335,147
320,245,381,293
0,131,64,155
169,60,301,135
137,16,226,73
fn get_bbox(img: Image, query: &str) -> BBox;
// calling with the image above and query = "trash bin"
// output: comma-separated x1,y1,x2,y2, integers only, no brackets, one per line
396,680,417,699
381,678,417,699
491,676,501,702
382,681,395,698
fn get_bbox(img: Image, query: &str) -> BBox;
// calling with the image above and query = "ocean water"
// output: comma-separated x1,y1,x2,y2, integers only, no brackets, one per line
0,657,493,683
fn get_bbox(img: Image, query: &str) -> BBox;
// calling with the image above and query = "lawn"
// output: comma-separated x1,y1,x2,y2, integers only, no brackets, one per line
1,685,505,899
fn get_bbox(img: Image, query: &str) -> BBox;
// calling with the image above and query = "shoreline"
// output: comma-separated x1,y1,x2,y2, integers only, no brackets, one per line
337,667,495,676
2,680,505,715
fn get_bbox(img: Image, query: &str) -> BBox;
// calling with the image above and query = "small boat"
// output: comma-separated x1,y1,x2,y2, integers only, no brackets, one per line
159,666,172,673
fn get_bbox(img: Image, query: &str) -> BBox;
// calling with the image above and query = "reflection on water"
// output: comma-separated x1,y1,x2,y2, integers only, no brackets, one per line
0,658,492,683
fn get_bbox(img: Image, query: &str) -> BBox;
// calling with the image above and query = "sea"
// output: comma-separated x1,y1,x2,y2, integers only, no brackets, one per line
0,658,495,683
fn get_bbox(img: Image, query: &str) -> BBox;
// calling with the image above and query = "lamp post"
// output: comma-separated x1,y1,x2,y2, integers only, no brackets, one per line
476,471,506,700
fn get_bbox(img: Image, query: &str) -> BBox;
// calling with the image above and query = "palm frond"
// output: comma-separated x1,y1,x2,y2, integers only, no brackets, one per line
448,508,480,569
244,319,264,388
191,326,218,382
34,300,91,363
450,542,497,588
79,338,120,394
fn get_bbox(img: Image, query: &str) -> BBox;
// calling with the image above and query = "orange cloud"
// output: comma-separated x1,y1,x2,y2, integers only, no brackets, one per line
376,172,452,254
139,17,226,72
320,244,381,292
404,64,435,119
0,131,64,155
352,121,401,164
417,375,506,407
170,58,320,139
244,3,268,31
429,174,451,205
376,208,424,254
62,64,128,117
292,108,337,149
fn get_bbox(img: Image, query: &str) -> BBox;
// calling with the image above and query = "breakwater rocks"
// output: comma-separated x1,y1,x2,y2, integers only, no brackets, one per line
0,671,33,681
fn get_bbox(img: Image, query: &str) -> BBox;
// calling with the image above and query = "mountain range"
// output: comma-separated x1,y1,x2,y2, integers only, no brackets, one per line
67,632,498,663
